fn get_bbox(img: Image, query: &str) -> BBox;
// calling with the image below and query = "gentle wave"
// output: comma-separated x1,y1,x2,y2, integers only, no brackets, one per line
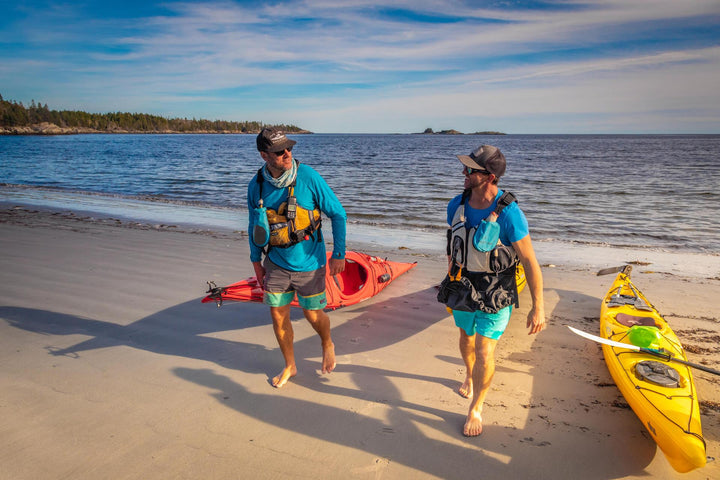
1,133,719,254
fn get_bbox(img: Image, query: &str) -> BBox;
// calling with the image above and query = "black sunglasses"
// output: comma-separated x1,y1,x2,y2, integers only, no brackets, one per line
464,165,489,175
271,146,292,155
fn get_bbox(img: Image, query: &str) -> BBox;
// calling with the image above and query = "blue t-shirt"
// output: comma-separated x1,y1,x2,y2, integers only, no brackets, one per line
248,162,347,271
446,190,529,245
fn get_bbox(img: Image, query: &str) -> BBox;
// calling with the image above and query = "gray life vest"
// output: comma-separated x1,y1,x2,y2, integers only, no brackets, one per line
449,191,518,274
438,191,520,314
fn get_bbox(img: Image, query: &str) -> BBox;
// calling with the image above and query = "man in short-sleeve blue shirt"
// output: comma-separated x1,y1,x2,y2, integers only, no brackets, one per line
444,145,546,437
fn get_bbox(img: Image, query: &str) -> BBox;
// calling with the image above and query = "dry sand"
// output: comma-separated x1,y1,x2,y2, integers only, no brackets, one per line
1,208,719,479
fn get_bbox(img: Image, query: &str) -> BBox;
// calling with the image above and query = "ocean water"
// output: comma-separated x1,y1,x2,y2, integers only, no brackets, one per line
1,133,719,260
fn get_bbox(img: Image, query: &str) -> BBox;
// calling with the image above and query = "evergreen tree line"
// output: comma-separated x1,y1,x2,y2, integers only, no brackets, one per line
0,93,304,133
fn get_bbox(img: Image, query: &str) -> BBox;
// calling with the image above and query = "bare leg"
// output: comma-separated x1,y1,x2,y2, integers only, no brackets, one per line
458,329,475,398
464,335,498,436
270,305,297,388
303,308,336,374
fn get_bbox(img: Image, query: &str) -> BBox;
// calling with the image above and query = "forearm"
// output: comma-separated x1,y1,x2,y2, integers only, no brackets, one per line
522,254,544,311
514,236,543,306
249,240,263,263
329,214,347,260
513,235,546,334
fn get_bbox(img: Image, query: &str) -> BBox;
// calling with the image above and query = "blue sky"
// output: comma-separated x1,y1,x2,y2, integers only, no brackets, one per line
1,0,719,133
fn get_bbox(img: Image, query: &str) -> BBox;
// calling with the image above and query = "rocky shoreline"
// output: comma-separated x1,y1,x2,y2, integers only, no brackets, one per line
0,122,312,135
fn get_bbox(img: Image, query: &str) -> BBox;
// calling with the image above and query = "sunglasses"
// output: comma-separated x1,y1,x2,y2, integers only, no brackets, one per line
464,165,489,175
271,146,293,155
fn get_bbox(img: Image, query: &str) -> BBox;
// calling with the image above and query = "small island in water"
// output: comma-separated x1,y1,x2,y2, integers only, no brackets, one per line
0,93,310,135
420,128,506,135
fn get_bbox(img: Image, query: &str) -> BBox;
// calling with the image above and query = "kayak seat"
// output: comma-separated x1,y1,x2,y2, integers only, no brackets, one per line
333,260,367,295
614,313,658,328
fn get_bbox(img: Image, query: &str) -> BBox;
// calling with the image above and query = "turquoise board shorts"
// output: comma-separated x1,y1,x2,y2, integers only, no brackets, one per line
452,306,513,339
263,259,327,310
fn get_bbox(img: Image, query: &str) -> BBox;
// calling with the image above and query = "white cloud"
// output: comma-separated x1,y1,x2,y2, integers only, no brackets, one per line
2,0,719,132
279,45,720,133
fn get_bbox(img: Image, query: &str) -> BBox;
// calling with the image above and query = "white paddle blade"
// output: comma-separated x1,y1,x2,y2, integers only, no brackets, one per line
567,326,641,352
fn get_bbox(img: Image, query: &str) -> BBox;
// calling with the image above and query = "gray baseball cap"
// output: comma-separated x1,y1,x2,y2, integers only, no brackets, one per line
457,145,506,177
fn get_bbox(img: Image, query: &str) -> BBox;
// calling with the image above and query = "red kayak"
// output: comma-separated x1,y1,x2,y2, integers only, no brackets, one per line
203,251,417,310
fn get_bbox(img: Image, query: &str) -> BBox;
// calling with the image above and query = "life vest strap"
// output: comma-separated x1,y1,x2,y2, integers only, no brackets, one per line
445,191,517,264
493,191,517,216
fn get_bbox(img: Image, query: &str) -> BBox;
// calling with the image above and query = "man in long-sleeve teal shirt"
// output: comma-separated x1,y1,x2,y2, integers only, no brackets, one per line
247,127,347,388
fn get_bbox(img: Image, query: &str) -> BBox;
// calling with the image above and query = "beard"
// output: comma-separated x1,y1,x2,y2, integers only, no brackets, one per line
464,176,484,190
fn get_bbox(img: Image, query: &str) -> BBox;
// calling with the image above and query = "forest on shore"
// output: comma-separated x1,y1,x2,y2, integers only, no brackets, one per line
0,94,307,135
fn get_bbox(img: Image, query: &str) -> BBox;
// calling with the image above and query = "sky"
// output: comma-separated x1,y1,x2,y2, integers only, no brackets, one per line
1,0,719,134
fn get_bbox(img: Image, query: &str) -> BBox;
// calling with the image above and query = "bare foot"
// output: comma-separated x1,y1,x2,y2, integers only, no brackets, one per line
458,376,473,398
463,410,483,437
272,365,297,388
322,342,336,374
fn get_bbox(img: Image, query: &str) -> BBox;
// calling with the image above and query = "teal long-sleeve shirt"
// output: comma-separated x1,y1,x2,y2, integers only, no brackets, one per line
247,162,347,271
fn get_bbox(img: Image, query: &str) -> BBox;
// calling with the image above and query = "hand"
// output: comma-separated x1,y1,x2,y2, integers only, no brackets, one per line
328,257,346,276
526,305,546,335
252,261,266,287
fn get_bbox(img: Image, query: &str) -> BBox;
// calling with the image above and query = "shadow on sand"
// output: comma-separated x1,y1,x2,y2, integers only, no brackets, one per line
2,284,658,478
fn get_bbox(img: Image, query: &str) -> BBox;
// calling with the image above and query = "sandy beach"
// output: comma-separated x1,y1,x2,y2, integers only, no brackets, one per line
1,208,719,480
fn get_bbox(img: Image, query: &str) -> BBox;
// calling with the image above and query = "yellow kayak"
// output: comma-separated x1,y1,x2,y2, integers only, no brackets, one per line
515,262,526,293
599,265,706,473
